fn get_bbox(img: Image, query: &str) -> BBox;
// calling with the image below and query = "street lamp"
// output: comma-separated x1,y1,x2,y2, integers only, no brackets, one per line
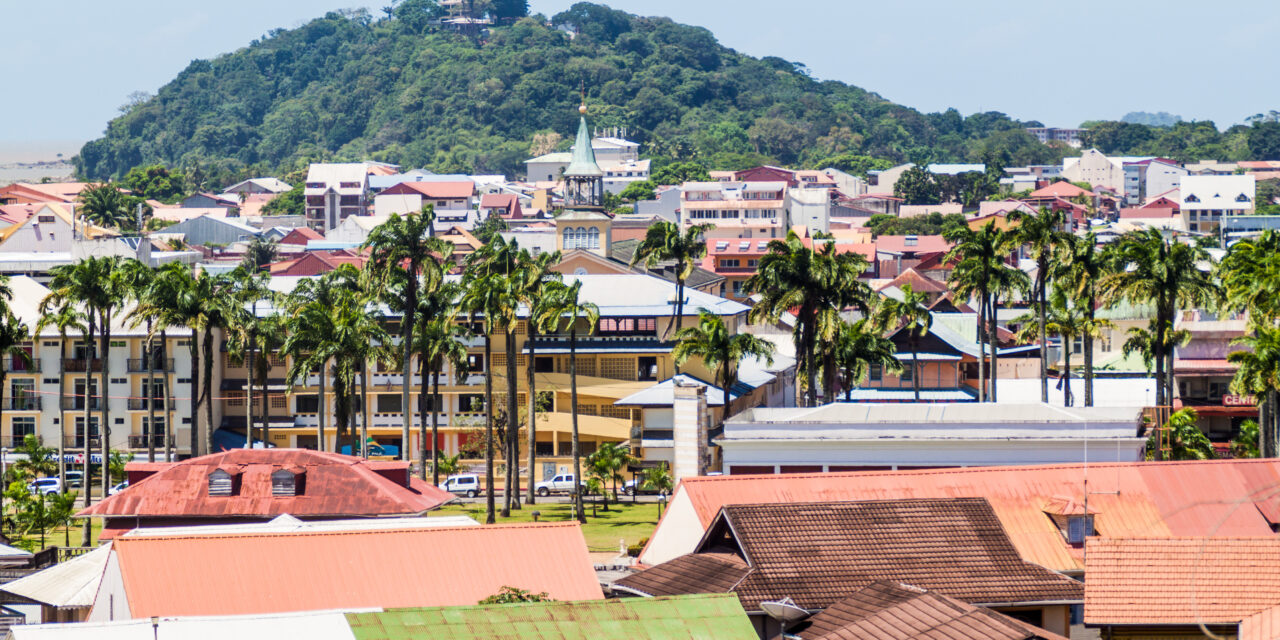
657,493,667,519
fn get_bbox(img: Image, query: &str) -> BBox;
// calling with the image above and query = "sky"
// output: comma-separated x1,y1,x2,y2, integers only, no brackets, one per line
3,0,1279,158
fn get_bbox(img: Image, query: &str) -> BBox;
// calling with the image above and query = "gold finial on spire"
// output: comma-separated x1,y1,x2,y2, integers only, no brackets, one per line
578,103,587,114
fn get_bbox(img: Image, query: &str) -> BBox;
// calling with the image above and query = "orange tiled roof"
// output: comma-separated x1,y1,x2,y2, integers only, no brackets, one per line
656,460,1280,573
108,521,602,618
1084,537,1280,626
1028,182,1093,199
877,268,949,294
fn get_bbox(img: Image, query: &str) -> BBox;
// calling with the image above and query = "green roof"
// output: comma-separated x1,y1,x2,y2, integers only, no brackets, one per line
345,594,757,640
565,116,603,177
1096,349,1151,373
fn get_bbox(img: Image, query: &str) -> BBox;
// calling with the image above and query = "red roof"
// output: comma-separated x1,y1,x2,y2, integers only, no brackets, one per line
1119,207,1176,219
1028,182,1093,199
645,460,1280,573
279,226,324,245
269,250,368,276
874,235,951,254
78,449,452,537
380,181,475,199
1084,537,1280,626
877,268,949,294
107,522,601,618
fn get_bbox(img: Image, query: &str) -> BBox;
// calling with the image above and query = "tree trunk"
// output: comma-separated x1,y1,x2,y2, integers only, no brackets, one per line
911,336,921,401
1063,345,1072,407
147,320,156,462
400,275,416,463
317,363,326,452
989,293,999,403
360,361,370,458
161,331,173,462
977,285,987,402
419,355,430,482
99,311,111,504
571,328,585,524
844,365,853,402
203,327,215,456
504,327,519,513
246,328,254,449
483,333,495,524
525,322,538,505
81,317,96,545
1085,303,1095,407
804,311,818,407
1037,267,1048,403
57,333,67,486
259,360,269,447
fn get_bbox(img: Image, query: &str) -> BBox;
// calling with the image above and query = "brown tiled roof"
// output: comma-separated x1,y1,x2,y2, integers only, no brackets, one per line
614,550,750,597
877,268,950,294
797,581,1069,640
1084,537,1280,626
624,498,1082,612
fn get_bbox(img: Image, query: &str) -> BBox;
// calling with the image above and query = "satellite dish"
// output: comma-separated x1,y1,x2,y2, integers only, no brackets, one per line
760,597,810,625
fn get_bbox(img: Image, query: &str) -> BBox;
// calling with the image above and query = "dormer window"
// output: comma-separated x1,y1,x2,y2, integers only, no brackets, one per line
208,468,237,496
271,468,304,497
1236,193,1251,202
1185,194,1200,203
905,236,918,247
1066,515,1095,544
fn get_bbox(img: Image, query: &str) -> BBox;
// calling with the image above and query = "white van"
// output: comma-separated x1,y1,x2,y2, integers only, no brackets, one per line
439,474,481,498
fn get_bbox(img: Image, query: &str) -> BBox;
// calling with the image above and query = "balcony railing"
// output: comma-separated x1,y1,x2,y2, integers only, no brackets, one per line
127,358,174,373
3,397,41,411
128,434,171,449
62,436,102,449
127,398,172,411
1,358,41,374
0,435,35,448
60,398,102,411
62,359,104,373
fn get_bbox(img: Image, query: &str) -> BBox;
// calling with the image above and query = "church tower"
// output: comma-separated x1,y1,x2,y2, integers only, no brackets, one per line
563,106,604,210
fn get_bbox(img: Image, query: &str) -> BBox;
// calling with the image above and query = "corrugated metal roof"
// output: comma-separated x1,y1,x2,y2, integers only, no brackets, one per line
0,544,111,608
659,460,1280,573
345,594,756,640
1084,537,1280,626
9,610,362,640
108,522,601,619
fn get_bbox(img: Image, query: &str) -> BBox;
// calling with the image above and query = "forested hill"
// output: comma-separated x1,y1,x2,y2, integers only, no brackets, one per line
76,2,1070,182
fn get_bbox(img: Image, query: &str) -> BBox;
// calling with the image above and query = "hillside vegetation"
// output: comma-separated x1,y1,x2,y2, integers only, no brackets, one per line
76,2,1074,183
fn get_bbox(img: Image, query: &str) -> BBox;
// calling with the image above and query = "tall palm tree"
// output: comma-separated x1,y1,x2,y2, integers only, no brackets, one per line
361,208,448,462
512,248,562,505
1008,206,1067,403
284,268,359,451
34,303,86,486
878,284,933,401
630,221,715,340
1101,229,1218,410
535,280,598,525
672,310,774,418
222,268,273,447
129,263,201,459
0,313,31,459
745,231,869,407
832,318,901,401
1229,326,1280,458
413,282,468,484
1055,233,1107,406
945,221,1007,401
77,184,133,230
1219,230,1280,322
1012,293,1111,407
985,255,1030,402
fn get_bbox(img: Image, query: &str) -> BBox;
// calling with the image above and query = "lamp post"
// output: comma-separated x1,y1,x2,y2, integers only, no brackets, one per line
151,615,159,640
657,493,666,520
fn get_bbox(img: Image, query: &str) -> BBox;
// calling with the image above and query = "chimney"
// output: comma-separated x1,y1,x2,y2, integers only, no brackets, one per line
672,379,709,483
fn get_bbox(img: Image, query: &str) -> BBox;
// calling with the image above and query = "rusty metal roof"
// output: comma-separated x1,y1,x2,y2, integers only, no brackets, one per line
107,522,601,619
345,594,757,640
661,460,1280,573
78,449,453,535
796,581,1070,640
1084,537,1280,626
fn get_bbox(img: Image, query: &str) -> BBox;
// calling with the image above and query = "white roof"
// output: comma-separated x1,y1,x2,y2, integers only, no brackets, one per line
10,276,194,339
593,137,639,149
1181,174,1256,210
1,544,111,608
8,609,363,640
222,178,292,194
729,402,1143,429
304,163,368,196
121,514,478,538
996,379,1157,408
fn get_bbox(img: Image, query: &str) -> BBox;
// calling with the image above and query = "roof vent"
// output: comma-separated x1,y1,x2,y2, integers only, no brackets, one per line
208,468,239,497
271,467,305,497
904,235,918,247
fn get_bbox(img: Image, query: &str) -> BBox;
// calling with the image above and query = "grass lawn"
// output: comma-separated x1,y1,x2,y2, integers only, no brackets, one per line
10,519,103,553
433,499,661,553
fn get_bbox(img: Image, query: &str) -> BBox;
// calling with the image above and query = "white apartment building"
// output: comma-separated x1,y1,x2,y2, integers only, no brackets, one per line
304,164,370,232
1181,174,1256,232
680,181,789,239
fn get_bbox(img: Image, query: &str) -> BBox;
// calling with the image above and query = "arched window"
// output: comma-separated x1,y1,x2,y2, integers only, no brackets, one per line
575,227,587,249
563,227,573,249
589,227,600,249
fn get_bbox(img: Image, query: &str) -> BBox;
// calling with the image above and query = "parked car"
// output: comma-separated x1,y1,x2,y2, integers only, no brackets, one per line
535,474,586,497
109,481,129,495
28,477,61,495
65,471,84,488
439,474,481,498
622,478,662,496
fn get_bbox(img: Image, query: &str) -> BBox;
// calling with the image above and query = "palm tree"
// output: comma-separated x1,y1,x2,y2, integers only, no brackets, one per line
945,221,1011,401
0,313,31,456
1229,326,1280,458
222,269,273,447
1012,294,1111,407
35,304,86,486
1101,229,1218,410
535,280,599,524
240,236,279,272
630,221,715,340
128,263,201,459
513,249,562,505
283,268,362,452
832,318,901,401
1219,230,1280,322
745,231,870,407
413,283,468,484
587,442,634,508
1154,408,1216,461
361,209,449,462
985,256,1030,402
672,310,774,418
1055,233,1107,406
77,184,132,230
878,284,933,401
1008,206,1067,403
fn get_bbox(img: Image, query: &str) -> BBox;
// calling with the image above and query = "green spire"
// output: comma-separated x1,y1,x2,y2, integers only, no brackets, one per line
564,116,603,177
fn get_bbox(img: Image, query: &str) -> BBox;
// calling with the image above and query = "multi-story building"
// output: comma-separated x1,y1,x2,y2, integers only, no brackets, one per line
680,181,789,239
1173,309,1253,444
1026,127,1086,148
1180,174,1256,233
304,163,371,232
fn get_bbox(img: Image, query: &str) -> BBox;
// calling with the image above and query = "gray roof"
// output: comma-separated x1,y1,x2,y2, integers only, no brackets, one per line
611,239,724,290
730,402,1144,426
